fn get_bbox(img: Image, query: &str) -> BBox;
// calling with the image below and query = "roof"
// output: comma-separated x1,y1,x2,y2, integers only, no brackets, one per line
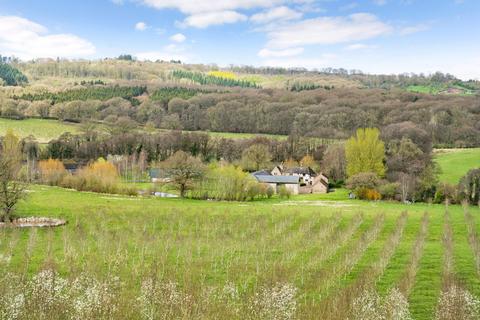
285,167,317,176
254,175,300,184
252,170,272,176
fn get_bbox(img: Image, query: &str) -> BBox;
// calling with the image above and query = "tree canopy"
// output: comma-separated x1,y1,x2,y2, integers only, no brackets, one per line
345,128,385,177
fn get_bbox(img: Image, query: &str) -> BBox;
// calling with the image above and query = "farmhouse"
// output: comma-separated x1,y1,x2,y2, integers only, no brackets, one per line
253,173,300,195
252,166,329,194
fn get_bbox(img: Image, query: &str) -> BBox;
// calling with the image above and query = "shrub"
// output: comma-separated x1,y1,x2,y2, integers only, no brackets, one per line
190,164,263,201
278,185,291,199
379,183,399,200
60,158,124,194
434,183,459,204
38,159,67,186
346,172,381,200
366,189,381,201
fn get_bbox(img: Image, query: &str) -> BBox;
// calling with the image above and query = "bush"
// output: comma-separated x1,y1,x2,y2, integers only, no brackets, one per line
366,189,381,201
434,183,459,204
346,172,380,190
278,185,291,199
38,159,67,185
346,172,381,200
190,164,264,201
379,183,399,200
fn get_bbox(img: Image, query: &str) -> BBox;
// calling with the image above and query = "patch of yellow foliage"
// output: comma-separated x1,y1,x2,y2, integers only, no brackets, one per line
208,71,237,80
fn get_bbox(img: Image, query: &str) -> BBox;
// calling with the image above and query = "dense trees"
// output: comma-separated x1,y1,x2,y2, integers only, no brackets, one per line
3,83,480,148
0,62,28,86
172,70,257,88
16,85,146,104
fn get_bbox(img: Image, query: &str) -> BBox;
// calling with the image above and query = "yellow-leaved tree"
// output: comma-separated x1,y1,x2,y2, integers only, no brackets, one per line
345,128,385,177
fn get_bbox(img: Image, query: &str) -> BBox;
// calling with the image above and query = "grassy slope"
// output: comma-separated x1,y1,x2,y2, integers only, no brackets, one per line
0,118,79,143
2,185,480,319
0,117,288,141
434,148,480,184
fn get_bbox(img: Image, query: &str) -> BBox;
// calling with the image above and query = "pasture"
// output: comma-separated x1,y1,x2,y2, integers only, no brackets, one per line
1,185,480,319
0,118,79,143
434,148,480,184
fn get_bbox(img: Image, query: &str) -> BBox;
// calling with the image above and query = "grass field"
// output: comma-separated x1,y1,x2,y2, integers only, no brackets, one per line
1,185,480,319
434,148,480,184
0,118,79,143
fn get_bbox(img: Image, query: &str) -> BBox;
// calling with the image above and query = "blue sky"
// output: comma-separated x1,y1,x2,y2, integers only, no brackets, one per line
0,0,479,79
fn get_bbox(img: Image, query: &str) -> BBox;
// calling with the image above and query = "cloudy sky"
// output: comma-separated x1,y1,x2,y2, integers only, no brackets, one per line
1,0,479,79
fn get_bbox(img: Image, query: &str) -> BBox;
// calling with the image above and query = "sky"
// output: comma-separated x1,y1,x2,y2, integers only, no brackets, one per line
0,0,479,79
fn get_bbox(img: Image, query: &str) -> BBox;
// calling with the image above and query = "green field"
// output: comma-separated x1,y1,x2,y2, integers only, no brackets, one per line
434,148,480,184
0,118,79,143
1,185,480,319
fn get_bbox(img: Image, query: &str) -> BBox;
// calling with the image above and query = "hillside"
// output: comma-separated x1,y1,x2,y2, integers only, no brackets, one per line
0,59,478,149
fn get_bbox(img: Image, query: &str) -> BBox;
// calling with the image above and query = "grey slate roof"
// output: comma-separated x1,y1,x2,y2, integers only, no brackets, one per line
254,175,300,184
252,170,272,176
285,167,317,176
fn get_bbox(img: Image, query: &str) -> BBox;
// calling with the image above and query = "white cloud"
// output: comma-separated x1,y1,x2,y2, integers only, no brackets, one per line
135,22,148,31
141,0,281,28
181,11,247,28
346,43,376,50
141,0,281,14
0,16,95,60
170,33,186,42
251,6,302,24
399,24,429,35
265,13,392,49
258,47,304,58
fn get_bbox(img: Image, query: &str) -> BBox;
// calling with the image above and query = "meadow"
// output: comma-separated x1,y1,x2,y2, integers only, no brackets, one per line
1,185,480,319
0,118,79,143
434,148,480,184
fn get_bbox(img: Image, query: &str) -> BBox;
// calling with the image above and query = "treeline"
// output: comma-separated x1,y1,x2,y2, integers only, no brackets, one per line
172,70,257,88
43,130,326,164
150,87,214,105
289,82,333,92
0,62,28,86
14,85,146,104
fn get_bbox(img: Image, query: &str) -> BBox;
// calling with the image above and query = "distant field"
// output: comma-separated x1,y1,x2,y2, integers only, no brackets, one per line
3,184,480,319
0,118,79,143
434,148,480,184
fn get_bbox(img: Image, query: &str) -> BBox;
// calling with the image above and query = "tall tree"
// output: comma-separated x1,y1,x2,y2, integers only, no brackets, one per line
160,151,205,197
0,130,26,221
241,144,272,171
345,128,385,177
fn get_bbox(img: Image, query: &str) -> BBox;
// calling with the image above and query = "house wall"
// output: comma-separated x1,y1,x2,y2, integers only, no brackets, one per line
312,182,328,194
271,167,282,176
285,183,299,195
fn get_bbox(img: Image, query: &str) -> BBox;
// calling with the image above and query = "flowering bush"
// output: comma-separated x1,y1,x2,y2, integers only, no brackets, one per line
250,283,297,320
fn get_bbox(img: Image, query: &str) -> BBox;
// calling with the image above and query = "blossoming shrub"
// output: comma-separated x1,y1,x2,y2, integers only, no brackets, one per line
435,285,480,320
